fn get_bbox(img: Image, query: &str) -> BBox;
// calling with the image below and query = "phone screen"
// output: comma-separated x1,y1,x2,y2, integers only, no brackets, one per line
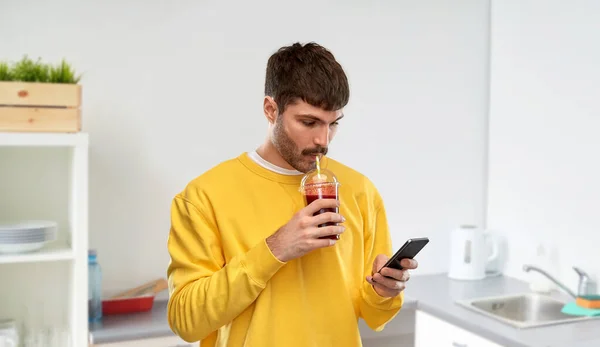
379,237,429,273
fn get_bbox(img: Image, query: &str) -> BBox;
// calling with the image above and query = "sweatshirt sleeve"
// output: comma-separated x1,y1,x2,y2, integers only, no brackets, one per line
166,194,286,343
358,193,404,331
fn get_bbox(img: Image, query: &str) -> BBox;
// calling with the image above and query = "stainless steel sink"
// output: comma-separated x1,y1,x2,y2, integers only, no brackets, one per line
456,292,596,329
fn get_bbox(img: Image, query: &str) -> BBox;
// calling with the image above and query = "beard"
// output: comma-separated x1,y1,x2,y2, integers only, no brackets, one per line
271,116,328,173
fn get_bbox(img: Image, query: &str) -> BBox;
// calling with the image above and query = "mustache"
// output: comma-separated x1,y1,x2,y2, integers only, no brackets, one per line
302,147,328,156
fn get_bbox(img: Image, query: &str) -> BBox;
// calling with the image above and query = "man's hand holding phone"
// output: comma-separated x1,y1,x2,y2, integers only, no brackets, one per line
366,255,418,297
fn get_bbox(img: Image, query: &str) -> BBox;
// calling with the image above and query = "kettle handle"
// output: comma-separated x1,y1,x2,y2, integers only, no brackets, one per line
485,233,499,263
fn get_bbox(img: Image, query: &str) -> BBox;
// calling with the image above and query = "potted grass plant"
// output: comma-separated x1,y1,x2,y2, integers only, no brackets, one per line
0,56,82,132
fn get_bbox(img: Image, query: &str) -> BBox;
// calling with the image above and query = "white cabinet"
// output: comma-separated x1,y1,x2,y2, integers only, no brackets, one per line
94,335,194,347
0,133,89,346
415,310,503,347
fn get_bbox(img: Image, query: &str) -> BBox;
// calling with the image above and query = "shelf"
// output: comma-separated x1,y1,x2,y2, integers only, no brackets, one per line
0,241,74,264
0,127,89,346
0,132,88,147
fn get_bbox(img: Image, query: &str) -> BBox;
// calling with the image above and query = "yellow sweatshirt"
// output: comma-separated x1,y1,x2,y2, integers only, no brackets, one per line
166,153,403,346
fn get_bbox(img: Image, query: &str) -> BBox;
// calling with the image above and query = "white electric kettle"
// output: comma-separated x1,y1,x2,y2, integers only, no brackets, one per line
448,225,499,280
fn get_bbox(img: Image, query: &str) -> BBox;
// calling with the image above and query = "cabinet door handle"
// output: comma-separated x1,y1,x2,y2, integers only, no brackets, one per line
452,342,468,347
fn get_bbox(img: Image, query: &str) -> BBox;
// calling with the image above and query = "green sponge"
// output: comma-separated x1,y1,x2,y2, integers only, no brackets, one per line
561,302,600,316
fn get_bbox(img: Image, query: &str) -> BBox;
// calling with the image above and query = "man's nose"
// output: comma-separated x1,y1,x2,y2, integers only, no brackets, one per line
314,126,330,147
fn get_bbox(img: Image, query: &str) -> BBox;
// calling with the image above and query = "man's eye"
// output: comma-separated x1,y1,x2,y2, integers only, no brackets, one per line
302,121,315,126
330,122,339,127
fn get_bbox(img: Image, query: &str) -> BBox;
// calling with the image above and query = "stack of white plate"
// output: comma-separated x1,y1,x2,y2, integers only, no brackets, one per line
0,220,58,254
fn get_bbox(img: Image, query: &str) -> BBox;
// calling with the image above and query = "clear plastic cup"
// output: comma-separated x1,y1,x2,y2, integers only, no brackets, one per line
299,167,341,240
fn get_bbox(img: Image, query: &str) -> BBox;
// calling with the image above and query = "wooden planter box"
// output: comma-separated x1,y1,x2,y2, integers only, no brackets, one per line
0,81,81,132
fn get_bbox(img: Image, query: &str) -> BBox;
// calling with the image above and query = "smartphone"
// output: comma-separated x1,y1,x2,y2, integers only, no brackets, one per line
377,237,429,275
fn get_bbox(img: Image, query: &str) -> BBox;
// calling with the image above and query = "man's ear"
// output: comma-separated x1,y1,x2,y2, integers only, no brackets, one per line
263,96,278,124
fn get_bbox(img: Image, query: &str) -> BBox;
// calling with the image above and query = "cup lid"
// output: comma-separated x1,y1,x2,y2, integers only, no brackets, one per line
300,167,339,191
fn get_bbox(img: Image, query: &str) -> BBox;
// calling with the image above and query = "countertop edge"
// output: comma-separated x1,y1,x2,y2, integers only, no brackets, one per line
90,327,175,345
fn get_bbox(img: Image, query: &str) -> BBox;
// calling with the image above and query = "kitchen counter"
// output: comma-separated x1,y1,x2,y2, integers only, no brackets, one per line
89,274,600,346
89,299,174,344
405,274,600,347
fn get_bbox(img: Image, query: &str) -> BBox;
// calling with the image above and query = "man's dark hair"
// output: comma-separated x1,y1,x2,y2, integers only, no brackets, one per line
264,42,350,113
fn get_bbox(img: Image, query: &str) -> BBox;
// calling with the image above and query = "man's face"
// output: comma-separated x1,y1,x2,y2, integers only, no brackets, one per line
271,99,344,173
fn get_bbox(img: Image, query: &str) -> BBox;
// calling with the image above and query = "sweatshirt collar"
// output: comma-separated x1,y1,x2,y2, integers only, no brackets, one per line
238,152,330,185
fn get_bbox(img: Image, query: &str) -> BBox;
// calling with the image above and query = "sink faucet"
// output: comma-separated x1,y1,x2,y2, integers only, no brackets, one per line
522,265,596,299
573,267,597,297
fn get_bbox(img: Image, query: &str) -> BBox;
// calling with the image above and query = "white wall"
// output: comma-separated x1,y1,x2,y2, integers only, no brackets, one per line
487,0,600,292
0,0,490,292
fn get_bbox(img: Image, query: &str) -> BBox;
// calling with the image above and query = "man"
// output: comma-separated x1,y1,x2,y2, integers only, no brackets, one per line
166,42,418,346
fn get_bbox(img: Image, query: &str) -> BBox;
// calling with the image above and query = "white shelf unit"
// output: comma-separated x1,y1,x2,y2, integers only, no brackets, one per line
0,132,89,347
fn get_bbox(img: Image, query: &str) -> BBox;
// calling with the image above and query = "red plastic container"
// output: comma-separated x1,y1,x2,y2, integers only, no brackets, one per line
102,294,156,315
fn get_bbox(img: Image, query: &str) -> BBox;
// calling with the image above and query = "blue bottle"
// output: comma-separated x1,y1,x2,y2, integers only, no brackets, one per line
88,249,103,322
